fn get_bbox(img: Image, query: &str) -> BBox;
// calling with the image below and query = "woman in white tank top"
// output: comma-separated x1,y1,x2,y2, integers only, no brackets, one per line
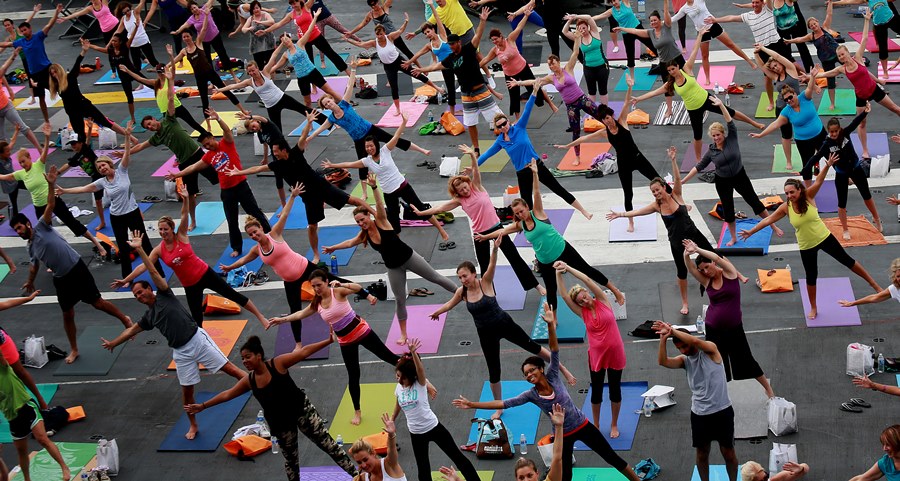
350,415,407,481
113,0,161,70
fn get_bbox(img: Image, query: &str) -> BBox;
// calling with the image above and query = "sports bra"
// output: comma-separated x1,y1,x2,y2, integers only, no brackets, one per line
258,234,308,282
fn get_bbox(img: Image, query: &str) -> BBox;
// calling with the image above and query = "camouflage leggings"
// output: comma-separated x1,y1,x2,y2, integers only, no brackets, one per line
274,393,359,481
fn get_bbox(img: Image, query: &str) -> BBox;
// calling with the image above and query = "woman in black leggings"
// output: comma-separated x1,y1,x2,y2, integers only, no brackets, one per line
120,64,210,136
86,35,142,125
172,0,237,71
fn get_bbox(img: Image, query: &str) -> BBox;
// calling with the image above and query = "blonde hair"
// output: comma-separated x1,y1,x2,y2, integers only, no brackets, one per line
48,64,68,96
707,121,725,137
568,284,587,304
158,216,176,231
891,258,900,286
15,148,29,163
244,216,263,232
349,439,374,456
95,156,114,170
740,461,764,481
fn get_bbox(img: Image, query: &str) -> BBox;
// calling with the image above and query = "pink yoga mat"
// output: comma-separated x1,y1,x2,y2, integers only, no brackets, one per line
882,67,900,83
494,265,527,311
800,277,862,327
680,144,711,173
299,466,352,481
11,148,56,171
61,149,122,178
387,304,446,354
606,39,641,60
514,209,575,247
375,101,428,128
152,155,179,177
310,76,350,102
849,31,900,53
697,65,736,88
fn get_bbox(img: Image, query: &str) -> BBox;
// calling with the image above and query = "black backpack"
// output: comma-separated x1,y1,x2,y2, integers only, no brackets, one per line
41,406,70,435
628,321,659,339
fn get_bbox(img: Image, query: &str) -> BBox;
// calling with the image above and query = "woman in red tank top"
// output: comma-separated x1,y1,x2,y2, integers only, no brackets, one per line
262,0,349,76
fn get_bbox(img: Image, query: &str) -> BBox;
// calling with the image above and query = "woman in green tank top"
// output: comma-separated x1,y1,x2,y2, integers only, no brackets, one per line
739,154,881,319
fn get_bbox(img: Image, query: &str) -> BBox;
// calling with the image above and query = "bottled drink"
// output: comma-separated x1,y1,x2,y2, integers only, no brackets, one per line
786,264,791,272
272,436,279,454
541,153,548,162
257,410,270,438
95,57,101,69
725,92,731,106
714,81,720,94
642,397,653,417
519,433,527,454
428,108,434,123
336,434,344,449
878,353,886,373
330,255,338,275
695,315,705,335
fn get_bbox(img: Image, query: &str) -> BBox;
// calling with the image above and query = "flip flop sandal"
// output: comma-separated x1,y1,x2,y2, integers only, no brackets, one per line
850,398,872,408
417,161,431,167
445,241,456,249
840,402,863,413
741,82,756,89
417,287,435,295
438,242,449,251
735,211,748,219
409,288,428,297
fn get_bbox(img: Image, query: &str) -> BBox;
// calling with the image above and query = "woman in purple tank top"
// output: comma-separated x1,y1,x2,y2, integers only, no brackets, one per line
682,239,774,398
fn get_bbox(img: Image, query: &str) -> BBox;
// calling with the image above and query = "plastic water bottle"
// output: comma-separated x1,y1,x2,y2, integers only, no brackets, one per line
82,473,88,481
428,108,434,123
272,436,279,454
637,0,646,18
695,315,705,335
725,92,731,107
257,410,270,438
330,255,338,275
786,264,791,273
56,129,63,148
642,397,653,417
714,81,720,94
878,353,886,373
519,434,527,454
336,434,344,449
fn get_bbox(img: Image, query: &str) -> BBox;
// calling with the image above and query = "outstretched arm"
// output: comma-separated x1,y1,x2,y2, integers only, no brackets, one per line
275,333,336,369
857,12,872,64
683,27,706,74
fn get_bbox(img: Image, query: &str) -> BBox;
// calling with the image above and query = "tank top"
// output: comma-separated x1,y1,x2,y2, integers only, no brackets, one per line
159,239,208,287
773,2,799,30
552,70,585,105
253,75,284,108
156,79,183,112
606,123,639,160
258,234,307,282
611,3,640,29
812,31,838,62
375,37,400,65
431,38,452,62
186,47,213,76
581,36,606,68
463,283,510,328
787,200,831,250
108,46,134,74
582,299,626,371
522,212,565,264
318,289,370,345
683,349,731,415
0,88,7,111
704,276,742,329
773,73,800,110
369,227,413,268
249,360,305,433
497,41,527,75
457,189,500,233
845,61,877,99
364,459,407,481
661,203,700,242
123,12,150,47
292,9,321,41
318,288,354,325
374,12,397,32
93,3,119,32
673,70,708,110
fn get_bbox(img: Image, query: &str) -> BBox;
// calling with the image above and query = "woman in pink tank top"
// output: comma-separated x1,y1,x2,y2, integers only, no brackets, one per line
59,0,120,43
113,183,269,328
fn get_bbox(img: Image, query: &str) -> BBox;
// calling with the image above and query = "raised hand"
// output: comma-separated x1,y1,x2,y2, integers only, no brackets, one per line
439,466,462,481
407,337,422,353
550,403,565,426
539,301,556,325
682,239,698,254
204,108,219,121
127,230,144,249
667,146,677,161
553,260,568,272
381,412,396,435
458,144,475,156
290,182,306,197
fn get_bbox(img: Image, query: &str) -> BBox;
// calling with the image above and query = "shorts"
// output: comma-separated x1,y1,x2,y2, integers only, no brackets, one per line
304,182,350,225
53,259,101,311
0,329,20,364
29,67,50,97
461,85,502,127
173,328,229,386
297,69,328,97
700,23,723,42
856,85,886,107
690,405,735,449
8,399,41,441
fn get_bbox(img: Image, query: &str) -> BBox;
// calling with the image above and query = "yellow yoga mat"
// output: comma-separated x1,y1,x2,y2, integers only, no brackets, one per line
82,91,154,105
190,111,243,137
176,52,217,75
478,139,510,173
329,383,397,442
431,472,494,481
167,320,247,370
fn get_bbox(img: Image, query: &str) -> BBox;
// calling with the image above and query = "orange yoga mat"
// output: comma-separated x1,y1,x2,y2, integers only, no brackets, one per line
822,215,887,247
67,121,100,137
167,320,247,370
558,142,611,171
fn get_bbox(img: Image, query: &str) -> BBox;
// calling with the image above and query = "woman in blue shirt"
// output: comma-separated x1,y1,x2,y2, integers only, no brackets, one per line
849,425,900,481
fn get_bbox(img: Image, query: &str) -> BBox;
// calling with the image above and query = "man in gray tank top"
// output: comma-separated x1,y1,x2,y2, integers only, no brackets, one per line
654,321,738,481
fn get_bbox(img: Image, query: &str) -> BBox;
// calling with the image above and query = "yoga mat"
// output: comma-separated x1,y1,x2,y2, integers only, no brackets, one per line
310,76,351,102
273,313,331,359
399,226,438,263
95,63,148,85
801,277,862,327
881,66,900,82
609,205,657,242
849,31,900,53
376,72,413,97
181,201,226,236
679,144,711,173
81,91,153,105
0,264,9,284
850,132,890,158
124,107,162,133
0,384,57,443
214,239,264,274
605,39,640,60
614,67,655,91
117,256,175,293
698,65,736,88
522,44,544,66
10,148,58,171
571,468,629,481
375,101,429,128
9,442,96,481
478,139,511,173
494,265,527,311
574,381,647,451
718,218,773,254
387,304,446,354
86,202,153,237
523,98,561,130
653,100,695,125
559,143,611,171
432,472,495,481
157,391,251,451
728,378,769,438
329,383,397,442
301,466,353,481
319,52,351,77
514,209,574,247
189,111,242,137
304,225,360,266
467,380,542,444
289,109,333,137
268,199,309,229
219,72,244,82
823,215,887,247
816,179,839,213
531,295,585,342
817,89,856,115
690,465,744,481
755,92,777,118
167,320,248,370
0,204,37,236
13,91,61,109
151,155,180,177
351,177,386,205
772,144,801,174
54,326,128,376
658,281,705,325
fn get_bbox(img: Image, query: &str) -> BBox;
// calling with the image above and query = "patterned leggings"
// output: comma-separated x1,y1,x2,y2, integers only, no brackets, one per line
274,392,358,481
565,95,605,157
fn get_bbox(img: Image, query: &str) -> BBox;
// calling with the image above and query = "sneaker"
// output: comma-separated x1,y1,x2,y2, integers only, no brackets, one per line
612,46,620,53
99,469,111,481
87,469,100,481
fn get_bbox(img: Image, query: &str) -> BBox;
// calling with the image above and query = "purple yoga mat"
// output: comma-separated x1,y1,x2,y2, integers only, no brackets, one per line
607,101,625,116
273,313,331,359
152,155,179,177
299,466,353,481
0,204,37,236
816,179,838,213
310,77,350,103
679,144,711,173
850,132,890,158
387,304,446,354
494,265,527,311
514,209,575,247
801,277,862,327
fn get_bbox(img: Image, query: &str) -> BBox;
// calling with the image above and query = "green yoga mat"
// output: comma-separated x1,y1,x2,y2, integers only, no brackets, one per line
123,107,162,133
818,88,857,115
572,468,630,481
0,264,9,285
0,384,57,443
12,442,96,481
329,383,397,443
350,176,394,206
478,139,510,173
614,67,656,91
755,93,776,119
54,326,128,376
772,144,801,174
432,472,494,481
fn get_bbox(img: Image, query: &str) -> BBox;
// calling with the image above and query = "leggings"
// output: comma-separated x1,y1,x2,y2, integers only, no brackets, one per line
341,330,401,410
221,180,271,253
835,166,872,209
317,15,359,42
34,197,87,237
174,104,209,137
353,126,412,180
589,368,623,404
509,11,544,50
0,102,31,139
704,324,764,382
623,25,657,68
273,391,358,481
504,66,544,115
203,35,235,70
796,129,827,180
383,57,431,101
478,317,542,383
304,36,347,74
110,207,163,279
410,422,482,481
183,267,250,326
167,13,191,53
387,251,457,321
583,63,610,97
821,57,837,90
515,158,577,209
778,23,813,72
714,168,766,223
66,102,116,144
873,12,900,61
537,242,609,310
473,222,539,291
687,95,735,141
800,233,856,286
130,43,160,70
383,181,431,233
671,230,715,279
252,49,276,69
266,94,328,134
561,422,629,481
619,152,660,211
677,15,687,48
195,68,240,112
543,13,575,58
566,95,605,157
441,69,457,108
117,70,135,104
6,181,24,216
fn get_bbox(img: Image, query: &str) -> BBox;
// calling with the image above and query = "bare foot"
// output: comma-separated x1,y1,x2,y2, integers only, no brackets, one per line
491,409,504,420
829,104,836,111
738,274,749,284
843,230,851,240
772,225,784,237
230,250,240,257
875,218,883,233
753,121,766,129
293,342,304,351
572,157,580,166
766,103,774,111
185,425,199,440
321,60,327,69
351,411,362,426
726,238,736,247
65,350,79,364
188,223,196,232
95,223,106,231
312,255,320,265
610,426,620,438
627,219,635,233
784,163,794,171
862,150,871,159
807,307,817,320
396,336,408,346
393,109,401,116
536,284,547,296
680,304,689,315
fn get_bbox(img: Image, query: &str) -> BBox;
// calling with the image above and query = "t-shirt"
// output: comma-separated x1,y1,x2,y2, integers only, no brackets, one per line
890,284,900,304
202,138,246,189
149,115,201,163
187,11,219,42
361,147,405,193
395,381,439,434
91,166,139,216
878,454,900,481
138,288,199,348
13,161,48,207
441,43,484,92
28,218,81,277
741,7,780,47
327,100,372,141
503,351,586,433
779,93,822,141
256,121,284,147
0,157,17,194
0,362,31,421
266,146,330,197
427,0,473,36
13,31,50,73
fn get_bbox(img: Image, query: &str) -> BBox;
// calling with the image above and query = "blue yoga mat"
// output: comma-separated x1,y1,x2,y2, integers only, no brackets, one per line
179,202,227,236
116,258,175,292
614,68,656,91
531,296,585,342
319,53,350,77
214,238,264,274
816,179,839,213
289,109,333,137
268,200,309,229
86,202,154,237
691,465,744,481
157,391,251,451
718,218,773,254
0,384,57,443
219,72,244,82
304,225,359,266
95,64,148,85
574,381,647,451
466,380,542,444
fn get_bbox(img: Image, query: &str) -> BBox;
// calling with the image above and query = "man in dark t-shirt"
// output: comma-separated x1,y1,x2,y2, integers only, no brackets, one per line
242,113,288,207
58,133,107,230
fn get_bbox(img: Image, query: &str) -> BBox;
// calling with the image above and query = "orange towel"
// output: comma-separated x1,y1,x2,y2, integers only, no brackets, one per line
822,215,887,247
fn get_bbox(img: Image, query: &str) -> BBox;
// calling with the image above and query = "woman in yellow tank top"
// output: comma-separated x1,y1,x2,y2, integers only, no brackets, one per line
739,153,881,319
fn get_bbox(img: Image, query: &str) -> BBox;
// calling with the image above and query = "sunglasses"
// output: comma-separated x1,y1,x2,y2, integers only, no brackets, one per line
783,95,795,102
495,121,508,129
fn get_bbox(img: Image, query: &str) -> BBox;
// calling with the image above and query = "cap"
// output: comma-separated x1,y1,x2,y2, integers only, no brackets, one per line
66,132,80,145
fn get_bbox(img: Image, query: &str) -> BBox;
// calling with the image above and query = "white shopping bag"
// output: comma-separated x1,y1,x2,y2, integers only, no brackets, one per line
253,135,264,156
97,438,119,476
98,128,118,150
846,342,875,377
870,154,890,178
22,335,48,368
537,436,576,468
767,397,798,436
603,290,627,320
439,156,460,177
769,443,798,473
164,180,179,202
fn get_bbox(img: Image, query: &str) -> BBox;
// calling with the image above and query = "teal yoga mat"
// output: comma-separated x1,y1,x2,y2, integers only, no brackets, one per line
181,202,227,236
573,381,648,451
571,468,629,481
304,225,359,266
319,53,350,77
54,326,128,376
817,89,857,115
0,384,57,443
691,465,744,481
124,107,162,133
717,218,773,254
466,380,542,444
531,295,585,342
86,202,154,237
614,68,656,91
